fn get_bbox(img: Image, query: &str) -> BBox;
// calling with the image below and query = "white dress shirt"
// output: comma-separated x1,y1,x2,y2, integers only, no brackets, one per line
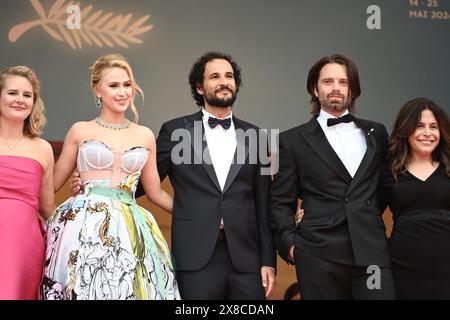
316,109,367,178
201,108,237,191
202,108,237,229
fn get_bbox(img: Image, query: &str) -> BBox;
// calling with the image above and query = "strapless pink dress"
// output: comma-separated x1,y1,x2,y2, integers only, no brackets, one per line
0,156,45,300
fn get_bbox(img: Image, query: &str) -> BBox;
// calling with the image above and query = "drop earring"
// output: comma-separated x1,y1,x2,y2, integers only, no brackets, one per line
96,96,102,109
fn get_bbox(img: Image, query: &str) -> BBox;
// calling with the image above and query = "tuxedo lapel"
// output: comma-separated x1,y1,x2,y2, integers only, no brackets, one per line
347,118,377,194
300,117,352,184
184,111,222,192
222,116,249,194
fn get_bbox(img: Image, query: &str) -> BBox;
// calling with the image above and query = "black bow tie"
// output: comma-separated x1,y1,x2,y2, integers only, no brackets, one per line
208,117,232,130
327,113,355,127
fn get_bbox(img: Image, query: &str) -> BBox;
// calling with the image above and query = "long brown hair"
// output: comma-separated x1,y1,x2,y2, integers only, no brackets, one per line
387,97,450,182
306,54,361,115
0,66,46,137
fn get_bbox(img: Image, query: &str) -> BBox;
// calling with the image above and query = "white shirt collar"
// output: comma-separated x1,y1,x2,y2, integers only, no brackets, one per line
201,108,233,120
318,108,350,122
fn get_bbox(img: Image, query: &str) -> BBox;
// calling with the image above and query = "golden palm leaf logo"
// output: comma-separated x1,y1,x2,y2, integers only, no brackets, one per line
8,0,153,50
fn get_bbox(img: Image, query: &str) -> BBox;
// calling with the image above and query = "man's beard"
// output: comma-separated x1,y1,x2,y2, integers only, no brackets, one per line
204,87,237,108
320,93,350,113
206,95,237,108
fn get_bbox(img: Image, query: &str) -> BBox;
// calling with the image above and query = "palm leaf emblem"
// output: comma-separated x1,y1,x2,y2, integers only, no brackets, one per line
8,0,153,49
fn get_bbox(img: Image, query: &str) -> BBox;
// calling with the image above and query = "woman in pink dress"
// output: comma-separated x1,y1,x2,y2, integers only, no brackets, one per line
0,66,54,300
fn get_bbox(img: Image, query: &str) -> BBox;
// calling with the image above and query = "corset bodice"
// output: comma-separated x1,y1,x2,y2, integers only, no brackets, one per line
77,140,149,189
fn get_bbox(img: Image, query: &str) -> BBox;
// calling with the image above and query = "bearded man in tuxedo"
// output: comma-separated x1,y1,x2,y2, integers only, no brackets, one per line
155,51,276,299
270,54,395,299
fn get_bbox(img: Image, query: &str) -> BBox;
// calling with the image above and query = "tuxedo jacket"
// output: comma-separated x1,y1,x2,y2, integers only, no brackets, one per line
155,111,276,272
270,115,391,267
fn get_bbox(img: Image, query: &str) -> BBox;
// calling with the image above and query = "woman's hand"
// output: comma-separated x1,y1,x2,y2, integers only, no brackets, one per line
69,171,82,196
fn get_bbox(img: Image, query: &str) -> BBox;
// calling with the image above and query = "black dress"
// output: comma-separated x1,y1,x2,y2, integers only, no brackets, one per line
381,162,450,299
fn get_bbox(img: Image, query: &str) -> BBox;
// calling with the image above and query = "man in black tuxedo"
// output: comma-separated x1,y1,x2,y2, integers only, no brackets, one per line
269,54,395,299
155,52,276,299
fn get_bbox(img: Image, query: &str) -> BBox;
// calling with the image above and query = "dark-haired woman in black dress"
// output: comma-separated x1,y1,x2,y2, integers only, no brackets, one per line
382,97,450,299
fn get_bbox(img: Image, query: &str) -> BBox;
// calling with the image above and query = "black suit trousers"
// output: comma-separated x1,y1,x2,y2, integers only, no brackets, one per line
294,247,396,300
176,232,266,300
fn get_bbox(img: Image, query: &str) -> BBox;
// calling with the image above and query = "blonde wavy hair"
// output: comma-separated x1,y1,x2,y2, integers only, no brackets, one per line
90,53,143,123
0,66,46,137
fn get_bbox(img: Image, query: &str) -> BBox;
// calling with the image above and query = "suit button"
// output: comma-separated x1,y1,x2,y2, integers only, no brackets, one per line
220,195,224,201
344,198,349,203
366,199,371,205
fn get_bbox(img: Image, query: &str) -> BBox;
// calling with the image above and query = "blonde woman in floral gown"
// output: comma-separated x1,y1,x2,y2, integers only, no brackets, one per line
41,54,180,300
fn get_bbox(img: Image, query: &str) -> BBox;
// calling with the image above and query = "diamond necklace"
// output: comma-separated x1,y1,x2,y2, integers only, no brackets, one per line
95,117,131,130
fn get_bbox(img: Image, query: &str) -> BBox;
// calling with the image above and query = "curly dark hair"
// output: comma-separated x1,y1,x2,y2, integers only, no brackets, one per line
387,97,450,182
306,54,361,115
188,51,242,107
